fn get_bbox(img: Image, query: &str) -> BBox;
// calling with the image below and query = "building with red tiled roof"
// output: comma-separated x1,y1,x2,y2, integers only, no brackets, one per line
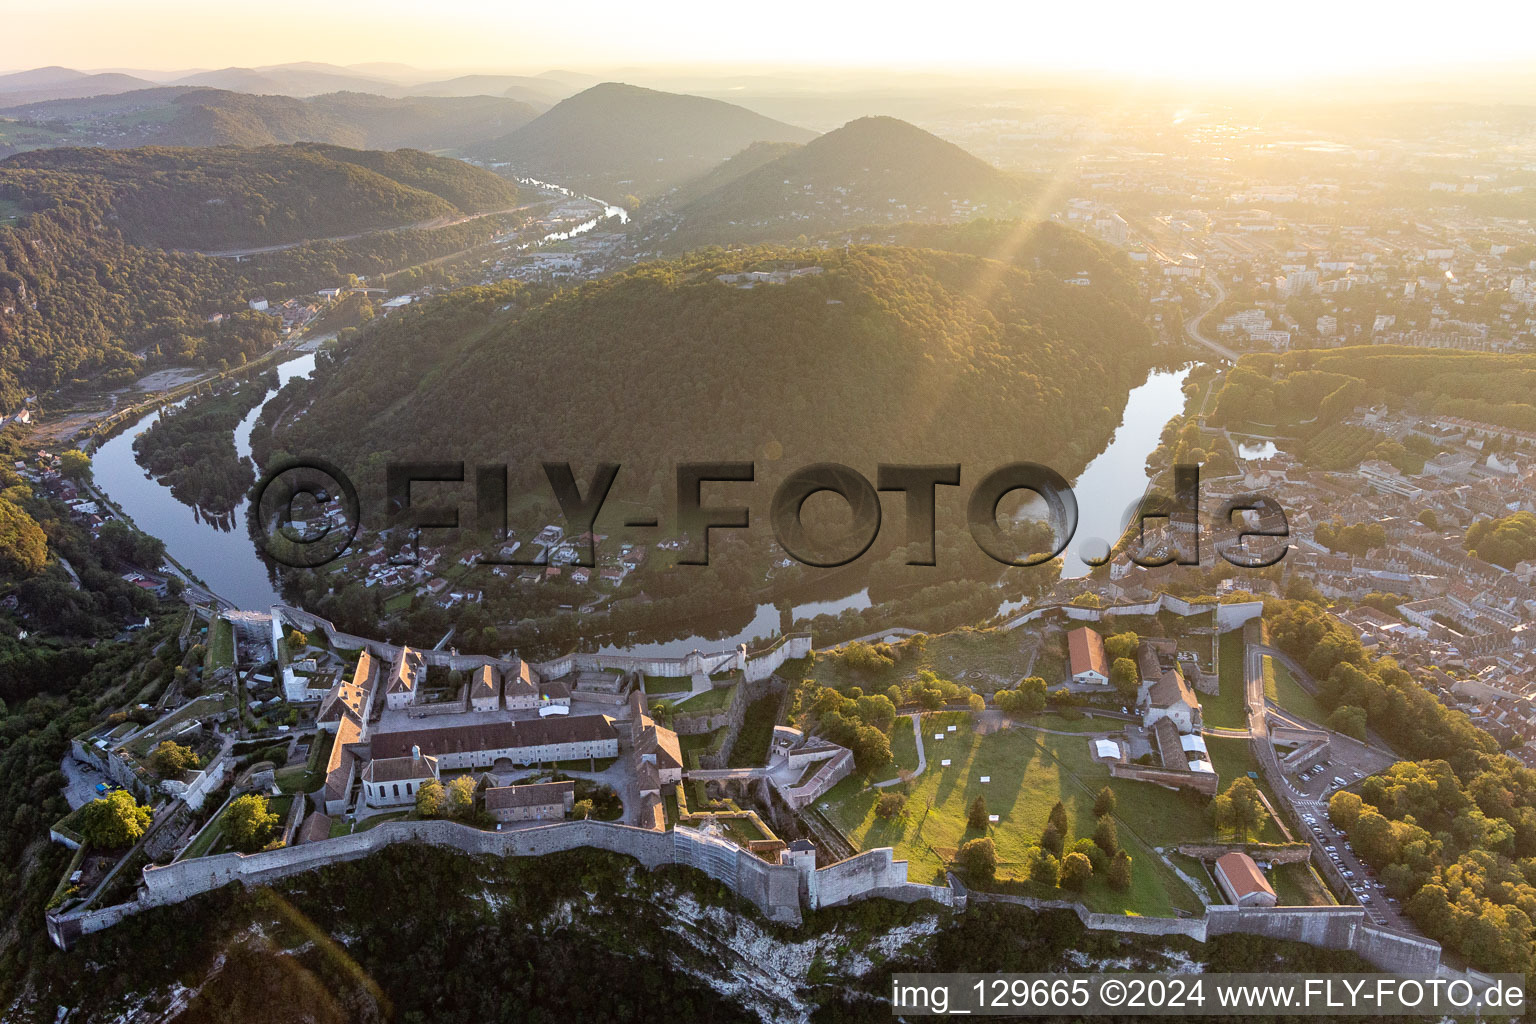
1068,627,1109,686
1214,852,1277,907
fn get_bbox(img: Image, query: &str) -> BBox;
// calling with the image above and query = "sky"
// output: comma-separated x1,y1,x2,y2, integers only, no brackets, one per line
11,0,1536,82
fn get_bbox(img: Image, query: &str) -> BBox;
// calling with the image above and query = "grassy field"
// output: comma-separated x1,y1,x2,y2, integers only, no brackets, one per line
1201,736,1287,843
728,693,781,768
670,682,738,713
870,715,922,783
822,714,1203,916
1263,656,1326,724
644,675,693,695
205,618,235,673
1271,860,1337,907
1201,630,1248,729
812,626,1038,694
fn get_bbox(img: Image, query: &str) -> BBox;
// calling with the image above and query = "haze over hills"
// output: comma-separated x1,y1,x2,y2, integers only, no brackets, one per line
0,66,158,106
668,116,1032,244
0,88,541,155
470,82,817,199
0,62,587,108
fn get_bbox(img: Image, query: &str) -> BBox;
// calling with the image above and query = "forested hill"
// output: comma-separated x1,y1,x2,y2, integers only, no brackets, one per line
470,82,816,200
0,144,519,250
0,146,520,410
271,241,1155,502
0,88,541,156
668,116,1031,244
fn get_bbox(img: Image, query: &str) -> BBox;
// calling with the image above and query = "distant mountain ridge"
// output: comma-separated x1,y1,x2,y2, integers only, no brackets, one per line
0,66,158,105
670,115,1030,243
0,143,519,250
470,82,816,199
0,88,540,155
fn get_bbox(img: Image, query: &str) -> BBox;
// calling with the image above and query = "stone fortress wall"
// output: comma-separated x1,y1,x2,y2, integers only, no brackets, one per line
274,605,812,687
50,810,1444,979
1002,593,1263,633
50,599,1450,979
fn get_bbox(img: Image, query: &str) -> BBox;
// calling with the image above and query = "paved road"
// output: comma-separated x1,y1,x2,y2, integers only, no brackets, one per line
1183,274,1240,362
189,205,525,258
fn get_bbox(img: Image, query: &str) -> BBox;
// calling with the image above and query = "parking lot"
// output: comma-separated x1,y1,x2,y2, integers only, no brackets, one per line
1284,773,1413,933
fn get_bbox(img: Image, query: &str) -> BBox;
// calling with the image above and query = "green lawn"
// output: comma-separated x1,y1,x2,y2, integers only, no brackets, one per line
1263,656,1326,725
1201,736,1287,844
871,715,922,783
206,618,235,673
811,626,1039,694
671,682,738,713
822,715,1202,916
644,675,693,695
728,693,781,768
1271,860,1337,907
1201,630,1248,729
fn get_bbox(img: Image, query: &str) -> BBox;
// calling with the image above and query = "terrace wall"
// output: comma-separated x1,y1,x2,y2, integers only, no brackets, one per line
1109,760,1221,797
1001,593,1261,633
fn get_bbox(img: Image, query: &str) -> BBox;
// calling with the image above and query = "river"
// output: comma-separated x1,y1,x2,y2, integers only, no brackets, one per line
92,353,317,610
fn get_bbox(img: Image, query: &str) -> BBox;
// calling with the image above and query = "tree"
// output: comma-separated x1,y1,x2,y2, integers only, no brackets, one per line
1108,850,1133,890
1060,851,1093,890
416,778,446,818
1110,657,1139,697
1212,777,1266,841
1048,800,1069,838
59,449,92,481
1093,786,1116,818
1104,631,1139,663
1327,704,1368,741
0,498,47,578
79,789,152,849
571,799,594,820
968,796,989,831
851,724,892,775
876,792,906,819
225,793,279,852
1328,790,1363,830
1040,822,1064,858
1093,817,1119,857
957,836,997,883
446,775,476,819
1029,849,1060,886
996,676,1047,718
286,629,309,652
149,740,200,779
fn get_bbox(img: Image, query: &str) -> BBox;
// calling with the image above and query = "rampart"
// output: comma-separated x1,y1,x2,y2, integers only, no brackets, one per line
1002,594,1262,633
1109,760,1221,797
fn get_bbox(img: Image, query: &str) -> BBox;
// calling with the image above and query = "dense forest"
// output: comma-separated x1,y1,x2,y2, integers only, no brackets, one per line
0,146,525,411
1210,347,1536,437
0,144,519,250
0,87,541,155
1266,599,1535,975
471,82,816,199
670,117,1033,244
132,373,275,516
269,242,1156,511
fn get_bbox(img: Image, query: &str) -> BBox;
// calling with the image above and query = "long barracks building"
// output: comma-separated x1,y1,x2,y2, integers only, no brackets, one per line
368,715,619,770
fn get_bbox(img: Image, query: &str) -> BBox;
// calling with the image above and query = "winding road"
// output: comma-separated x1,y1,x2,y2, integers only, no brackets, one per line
1183,273,1240,362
